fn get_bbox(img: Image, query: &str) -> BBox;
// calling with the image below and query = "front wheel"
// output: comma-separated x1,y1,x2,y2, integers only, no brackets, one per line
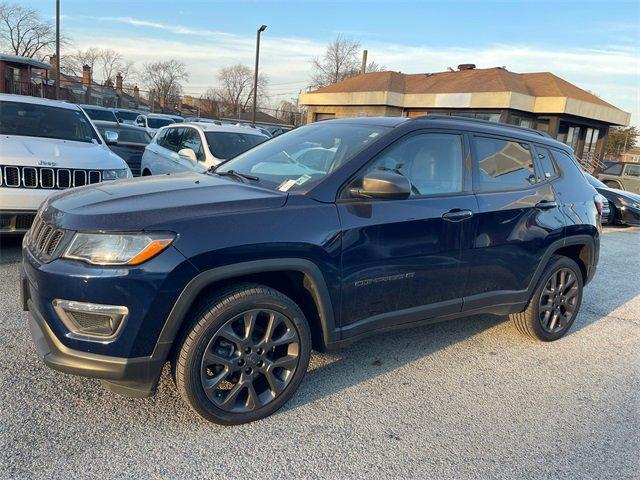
174,284,311,425
511,255,584,341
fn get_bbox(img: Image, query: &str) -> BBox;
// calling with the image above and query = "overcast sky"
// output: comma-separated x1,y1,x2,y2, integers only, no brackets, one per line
24,0,640,125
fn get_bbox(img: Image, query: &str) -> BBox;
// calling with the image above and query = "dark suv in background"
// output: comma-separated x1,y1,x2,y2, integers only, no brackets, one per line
21,115,601,425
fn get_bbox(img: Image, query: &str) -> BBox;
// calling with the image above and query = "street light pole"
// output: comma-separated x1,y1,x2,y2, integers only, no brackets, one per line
252,24,267,124
55,0,60,100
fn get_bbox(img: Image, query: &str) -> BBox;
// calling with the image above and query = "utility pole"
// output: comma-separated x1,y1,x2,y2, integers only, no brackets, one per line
361,50,368,75
252,25,267,124
55,0,60,100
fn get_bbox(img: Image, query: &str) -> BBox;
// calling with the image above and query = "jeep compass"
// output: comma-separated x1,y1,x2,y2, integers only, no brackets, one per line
21,115,601,425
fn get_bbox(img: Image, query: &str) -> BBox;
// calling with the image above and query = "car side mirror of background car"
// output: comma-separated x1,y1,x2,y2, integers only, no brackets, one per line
104,130,119,145
349,170,412,200
178,148,198,164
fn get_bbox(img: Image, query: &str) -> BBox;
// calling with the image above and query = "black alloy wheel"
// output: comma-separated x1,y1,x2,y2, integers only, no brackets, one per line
174,284,311,425
538,268,580,333
201,308,301,413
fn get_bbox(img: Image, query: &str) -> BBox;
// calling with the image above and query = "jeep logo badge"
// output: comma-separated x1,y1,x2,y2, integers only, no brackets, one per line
37,160,57,166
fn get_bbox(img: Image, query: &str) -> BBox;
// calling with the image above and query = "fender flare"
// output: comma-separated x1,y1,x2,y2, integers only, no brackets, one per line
150,258,337,364
526,234,597,297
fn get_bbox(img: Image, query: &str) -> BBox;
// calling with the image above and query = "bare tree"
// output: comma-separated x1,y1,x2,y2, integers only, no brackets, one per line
61,47,102,77
215,64,268,116
99,49,124,84
310,35,361,88
310,35,386,88
141,59,188,110
0,2,57,59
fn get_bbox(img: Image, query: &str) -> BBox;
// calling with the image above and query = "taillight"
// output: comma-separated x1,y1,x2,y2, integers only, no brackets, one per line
594,195,604,216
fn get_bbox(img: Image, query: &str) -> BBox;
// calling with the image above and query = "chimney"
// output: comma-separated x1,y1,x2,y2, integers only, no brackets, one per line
133,85,139,104
82,64,91,87
457,64,476,71
361,49,368,75
49,54,58,76
82,64,91,103
116,72,123,96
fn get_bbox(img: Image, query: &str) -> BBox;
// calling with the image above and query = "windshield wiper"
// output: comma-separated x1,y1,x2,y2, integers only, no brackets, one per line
208,168,259,182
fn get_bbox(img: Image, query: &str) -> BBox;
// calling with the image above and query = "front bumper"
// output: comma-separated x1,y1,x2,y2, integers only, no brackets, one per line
28,298,165,397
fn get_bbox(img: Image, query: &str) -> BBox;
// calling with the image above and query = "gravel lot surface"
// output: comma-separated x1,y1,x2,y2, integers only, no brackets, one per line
0,228,638,479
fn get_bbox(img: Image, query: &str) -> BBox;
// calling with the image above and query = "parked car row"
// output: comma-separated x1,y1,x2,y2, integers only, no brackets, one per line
585,173,640,226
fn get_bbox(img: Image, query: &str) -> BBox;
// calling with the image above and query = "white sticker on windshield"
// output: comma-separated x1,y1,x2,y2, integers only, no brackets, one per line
277,179,297,192
295,174,312,186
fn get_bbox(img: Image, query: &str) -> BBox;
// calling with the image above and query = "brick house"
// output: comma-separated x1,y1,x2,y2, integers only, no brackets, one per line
299,65,631,163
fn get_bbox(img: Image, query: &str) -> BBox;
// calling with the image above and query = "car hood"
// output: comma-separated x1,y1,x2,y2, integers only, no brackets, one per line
1,135,127,169
40,172,288,231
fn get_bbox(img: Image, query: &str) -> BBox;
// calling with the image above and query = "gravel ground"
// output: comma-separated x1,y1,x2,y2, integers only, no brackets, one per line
0,228,638,479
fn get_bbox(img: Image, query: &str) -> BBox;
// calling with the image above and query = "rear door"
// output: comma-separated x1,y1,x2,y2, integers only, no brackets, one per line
337,130,477,335
463,134,565,310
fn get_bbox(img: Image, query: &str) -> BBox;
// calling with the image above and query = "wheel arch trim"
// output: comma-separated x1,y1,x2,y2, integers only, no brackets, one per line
152,258,337,362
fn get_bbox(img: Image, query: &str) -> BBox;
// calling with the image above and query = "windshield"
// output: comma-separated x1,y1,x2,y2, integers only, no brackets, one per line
0,101,100,143
115,110,139,121
148,118,175,128
83,108,116,122
216,122,388,192
205,132,267,160
97,125,151,145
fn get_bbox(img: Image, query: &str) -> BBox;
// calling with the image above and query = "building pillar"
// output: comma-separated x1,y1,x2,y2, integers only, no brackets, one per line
547,116,560,138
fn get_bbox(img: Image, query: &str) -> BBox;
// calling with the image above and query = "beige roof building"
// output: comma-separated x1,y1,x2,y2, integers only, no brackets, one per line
299,65,631,161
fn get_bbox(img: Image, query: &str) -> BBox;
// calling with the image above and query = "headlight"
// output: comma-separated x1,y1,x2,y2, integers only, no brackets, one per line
102,168,132,180
63,232,175,265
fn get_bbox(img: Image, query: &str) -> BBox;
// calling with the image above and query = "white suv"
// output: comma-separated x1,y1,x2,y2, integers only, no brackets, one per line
135,114,176,136
140,123,268,175
0,94,132,233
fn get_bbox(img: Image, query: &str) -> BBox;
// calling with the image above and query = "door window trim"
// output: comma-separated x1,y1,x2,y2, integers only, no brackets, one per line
531,144,560,182
337,128,472,203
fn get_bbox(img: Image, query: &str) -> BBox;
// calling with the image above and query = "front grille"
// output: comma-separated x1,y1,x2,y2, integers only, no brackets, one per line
27,215,67,260
1,166,102,190
0,212,36,231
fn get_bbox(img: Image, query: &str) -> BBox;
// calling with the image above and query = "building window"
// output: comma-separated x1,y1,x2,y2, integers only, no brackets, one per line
314,112,335,122
584,128,599,155
509,114,534,128
535,119,550,133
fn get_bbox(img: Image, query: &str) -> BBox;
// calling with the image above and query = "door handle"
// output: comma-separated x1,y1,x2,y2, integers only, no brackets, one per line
535,200,558,210
442,209,474,221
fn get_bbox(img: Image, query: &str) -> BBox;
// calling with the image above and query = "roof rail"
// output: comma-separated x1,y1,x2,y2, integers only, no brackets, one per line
413,114,552,138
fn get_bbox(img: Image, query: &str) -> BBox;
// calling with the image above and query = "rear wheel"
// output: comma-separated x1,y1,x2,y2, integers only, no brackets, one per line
511,255,583,341
174,284,311,425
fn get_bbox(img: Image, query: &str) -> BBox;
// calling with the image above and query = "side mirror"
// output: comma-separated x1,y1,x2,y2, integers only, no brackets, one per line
178,148,198,164
349,170,411,200
104,130,119,145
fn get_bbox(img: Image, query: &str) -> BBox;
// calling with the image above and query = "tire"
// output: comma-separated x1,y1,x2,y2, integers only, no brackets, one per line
510,255,584,341
142,169,151,176
174,283,311,425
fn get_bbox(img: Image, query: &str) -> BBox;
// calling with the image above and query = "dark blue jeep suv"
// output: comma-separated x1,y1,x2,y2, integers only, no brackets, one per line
21,115,601,424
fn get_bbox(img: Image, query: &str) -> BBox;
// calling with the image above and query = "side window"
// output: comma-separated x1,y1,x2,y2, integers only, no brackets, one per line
180,128,205,161
535,146,558,180
603,163,623,176
163,127,184,152
351,133,464,197
473,136,536,191
624,164,640,177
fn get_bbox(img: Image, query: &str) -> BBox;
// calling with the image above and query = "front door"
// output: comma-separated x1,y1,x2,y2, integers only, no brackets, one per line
337,131,477,336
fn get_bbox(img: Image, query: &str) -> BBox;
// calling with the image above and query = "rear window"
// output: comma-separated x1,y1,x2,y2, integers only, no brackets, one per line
96,126,151,145
115,110,139,121
473,136,536,191
148,118,175,128
0,101,100,143
83,108,116,122
205,132,267,160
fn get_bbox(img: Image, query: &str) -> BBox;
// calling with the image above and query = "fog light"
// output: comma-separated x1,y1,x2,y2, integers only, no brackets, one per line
53,299,128,341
